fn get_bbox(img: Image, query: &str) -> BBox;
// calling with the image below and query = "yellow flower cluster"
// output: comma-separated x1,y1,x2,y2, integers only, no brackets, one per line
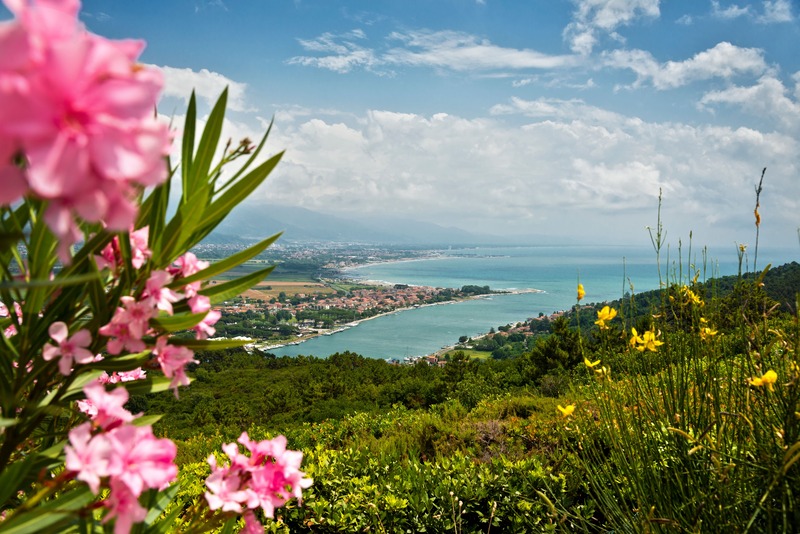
749,370,778,392
577,283,585,302
557,404,575,417
678,285,704,307
699,318,718,341
584,358,611,380
594,306,617,329
630,327,664,352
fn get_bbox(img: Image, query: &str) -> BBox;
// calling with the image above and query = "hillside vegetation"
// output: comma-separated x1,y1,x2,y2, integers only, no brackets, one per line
140,254,800,532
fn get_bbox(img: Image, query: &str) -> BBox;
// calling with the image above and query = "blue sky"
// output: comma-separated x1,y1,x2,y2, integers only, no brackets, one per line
6,1,799,248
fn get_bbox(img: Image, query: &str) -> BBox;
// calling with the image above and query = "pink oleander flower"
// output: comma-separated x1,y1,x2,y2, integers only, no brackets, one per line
170,252,209,297
0,152,26,204
42,321,94,375
96,226,152,271
142,270,181,315
187,295,222,339
1,301,17,337
204,459,249,513
0,0,171,261
153,336,197,395
204,432,312,528
103,479,147,534
64,422,112,494
193,307,221,340
99,296,154,354
81,381,135,430
188,294,211,314
99,368,147,384
106,424,178,497
66,382,179,533
242,511,266,534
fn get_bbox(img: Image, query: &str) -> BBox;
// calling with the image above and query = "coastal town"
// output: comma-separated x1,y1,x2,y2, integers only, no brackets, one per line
214,280,501,349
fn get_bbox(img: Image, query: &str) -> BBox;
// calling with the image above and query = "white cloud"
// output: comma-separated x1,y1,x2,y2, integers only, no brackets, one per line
245,99,798,246
288,29,577,74
711,1,751,20
156,65,251,112
605,42,767,89
563,0,661,55
700,75,800,131
288,30,382,74
793,71,800,101
711,0,794,23
759,0,793,23
384,30,577,71
676,14,693,25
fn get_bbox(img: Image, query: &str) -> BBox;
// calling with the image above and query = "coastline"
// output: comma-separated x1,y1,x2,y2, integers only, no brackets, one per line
255,288,542,354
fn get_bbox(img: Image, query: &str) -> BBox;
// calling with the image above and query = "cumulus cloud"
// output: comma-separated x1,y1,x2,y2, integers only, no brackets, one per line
563,0,661,55
156,65,251,112
700,75,800,131
288,29,577,74
711,1,751,20
240,99,799,246
604,42,768,89
759,0,793,23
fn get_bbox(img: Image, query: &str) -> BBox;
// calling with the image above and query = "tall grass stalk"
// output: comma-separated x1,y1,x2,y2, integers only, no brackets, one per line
753,168,766,274
561,197,799,531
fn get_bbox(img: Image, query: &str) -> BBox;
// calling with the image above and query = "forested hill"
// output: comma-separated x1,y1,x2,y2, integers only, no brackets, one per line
591,260,798,315
714,260,800,311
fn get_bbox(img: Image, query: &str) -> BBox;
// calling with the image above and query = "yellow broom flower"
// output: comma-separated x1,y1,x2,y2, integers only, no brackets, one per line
594,305,617,329
631,327,663,352
584,357,601,368
577,283,585,302
749,370,777,392
557,404,575,417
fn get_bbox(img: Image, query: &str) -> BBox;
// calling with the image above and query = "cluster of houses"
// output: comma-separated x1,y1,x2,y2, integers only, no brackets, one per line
221,284,448,319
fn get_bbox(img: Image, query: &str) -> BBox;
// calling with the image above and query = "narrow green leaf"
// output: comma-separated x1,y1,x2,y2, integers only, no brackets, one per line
0,272,101,291
151,311,209,332
168,337,252,350
85,351,152,373
0,418,17,428
181,91,198,200
0,458,33,507
48,371,105,404
0,231,24,250
122,376,181,396
132,414,163,427
0,485,95,534
174,185,210,259
171,232,281,288
191,88,228,191
220,518,239,534
198,265,275,304
23,205,58,318
137,172,173,260
143,484,179,526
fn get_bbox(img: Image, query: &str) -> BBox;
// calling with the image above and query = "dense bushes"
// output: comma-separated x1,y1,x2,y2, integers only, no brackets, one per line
152,262,799,532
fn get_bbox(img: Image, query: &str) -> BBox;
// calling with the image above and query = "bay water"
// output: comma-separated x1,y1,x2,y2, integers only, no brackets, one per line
267,244,795,360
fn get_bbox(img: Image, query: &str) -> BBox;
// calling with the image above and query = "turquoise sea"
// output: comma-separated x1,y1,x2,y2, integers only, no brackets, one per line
267,245,796,360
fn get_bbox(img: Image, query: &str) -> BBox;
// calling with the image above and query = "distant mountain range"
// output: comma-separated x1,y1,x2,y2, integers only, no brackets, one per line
208,204,566,246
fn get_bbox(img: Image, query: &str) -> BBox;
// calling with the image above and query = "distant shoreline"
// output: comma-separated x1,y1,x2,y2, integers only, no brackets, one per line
256,288,543,355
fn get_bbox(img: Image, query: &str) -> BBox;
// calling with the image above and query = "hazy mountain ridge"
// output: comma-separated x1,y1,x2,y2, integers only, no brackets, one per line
211,204,567,246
